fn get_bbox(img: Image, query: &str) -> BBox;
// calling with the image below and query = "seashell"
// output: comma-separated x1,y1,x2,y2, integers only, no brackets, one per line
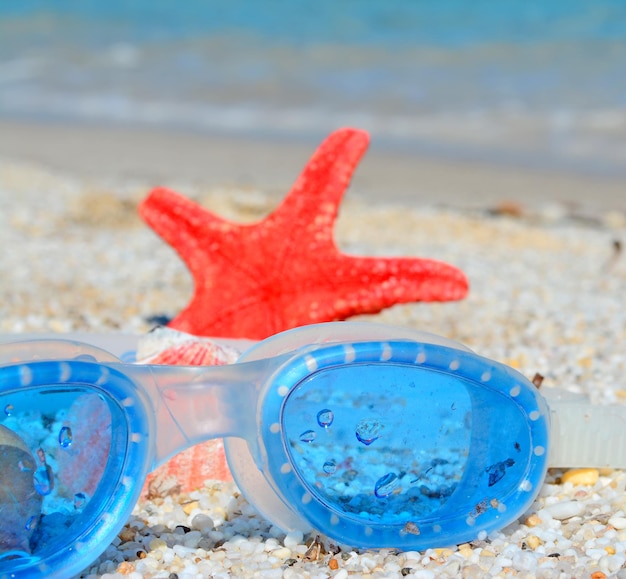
0,424,43,556
136,327,240,366
141,439,232,499
142,341,235,365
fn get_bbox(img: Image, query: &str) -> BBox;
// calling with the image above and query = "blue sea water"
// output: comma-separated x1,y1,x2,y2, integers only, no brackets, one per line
1,0,626,174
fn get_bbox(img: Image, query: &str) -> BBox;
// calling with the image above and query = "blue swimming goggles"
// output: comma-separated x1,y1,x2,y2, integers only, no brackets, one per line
0,322,622,579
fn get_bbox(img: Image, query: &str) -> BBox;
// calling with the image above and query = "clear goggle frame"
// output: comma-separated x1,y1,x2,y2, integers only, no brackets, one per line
0,322,620,579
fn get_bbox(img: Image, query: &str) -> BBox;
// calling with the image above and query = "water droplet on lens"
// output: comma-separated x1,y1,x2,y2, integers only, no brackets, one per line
375,472,399,498
317,409,334,428
4,404,13,416
25,515,38,531
355,418,384,445
59,426,73,448
74,492,87,509
299,430,316,443
323,459,337,474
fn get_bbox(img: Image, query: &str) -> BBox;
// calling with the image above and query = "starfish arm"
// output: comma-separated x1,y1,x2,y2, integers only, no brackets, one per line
139,187,236,270
285,255,469,325
266,127,370,249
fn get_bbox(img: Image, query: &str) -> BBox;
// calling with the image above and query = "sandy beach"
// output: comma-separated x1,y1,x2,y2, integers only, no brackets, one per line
2,120,626,578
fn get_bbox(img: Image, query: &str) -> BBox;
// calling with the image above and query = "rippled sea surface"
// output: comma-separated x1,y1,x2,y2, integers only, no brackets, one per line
1,0,626,174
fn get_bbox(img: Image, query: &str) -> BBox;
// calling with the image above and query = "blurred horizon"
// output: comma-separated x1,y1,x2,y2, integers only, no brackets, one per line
2,1,626,177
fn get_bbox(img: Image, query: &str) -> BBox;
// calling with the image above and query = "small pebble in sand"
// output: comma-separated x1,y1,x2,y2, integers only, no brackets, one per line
607,515,626,530
561,468,600,486
116,561,135,575
542,500,585,520
525,514,542,527
525,535,543,549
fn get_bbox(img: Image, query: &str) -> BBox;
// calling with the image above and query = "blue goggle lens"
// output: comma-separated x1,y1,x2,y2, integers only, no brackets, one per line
283,364,475,522
270,341,549,548
0,360,150,579
0,385,125,562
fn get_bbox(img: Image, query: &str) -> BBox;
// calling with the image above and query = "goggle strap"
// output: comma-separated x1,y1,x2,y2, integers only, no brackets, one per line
548,393,626,468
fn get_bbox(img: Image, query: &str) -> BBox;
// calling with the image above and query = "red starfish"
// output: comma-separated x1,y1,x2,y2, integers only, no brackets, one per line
139,128,468,340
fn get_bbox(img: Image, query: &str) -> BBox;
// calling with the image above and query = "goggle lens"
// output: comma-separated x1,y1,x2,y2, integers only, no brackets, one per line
283,364,474,524
272,341,549,548
0,360,150,578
